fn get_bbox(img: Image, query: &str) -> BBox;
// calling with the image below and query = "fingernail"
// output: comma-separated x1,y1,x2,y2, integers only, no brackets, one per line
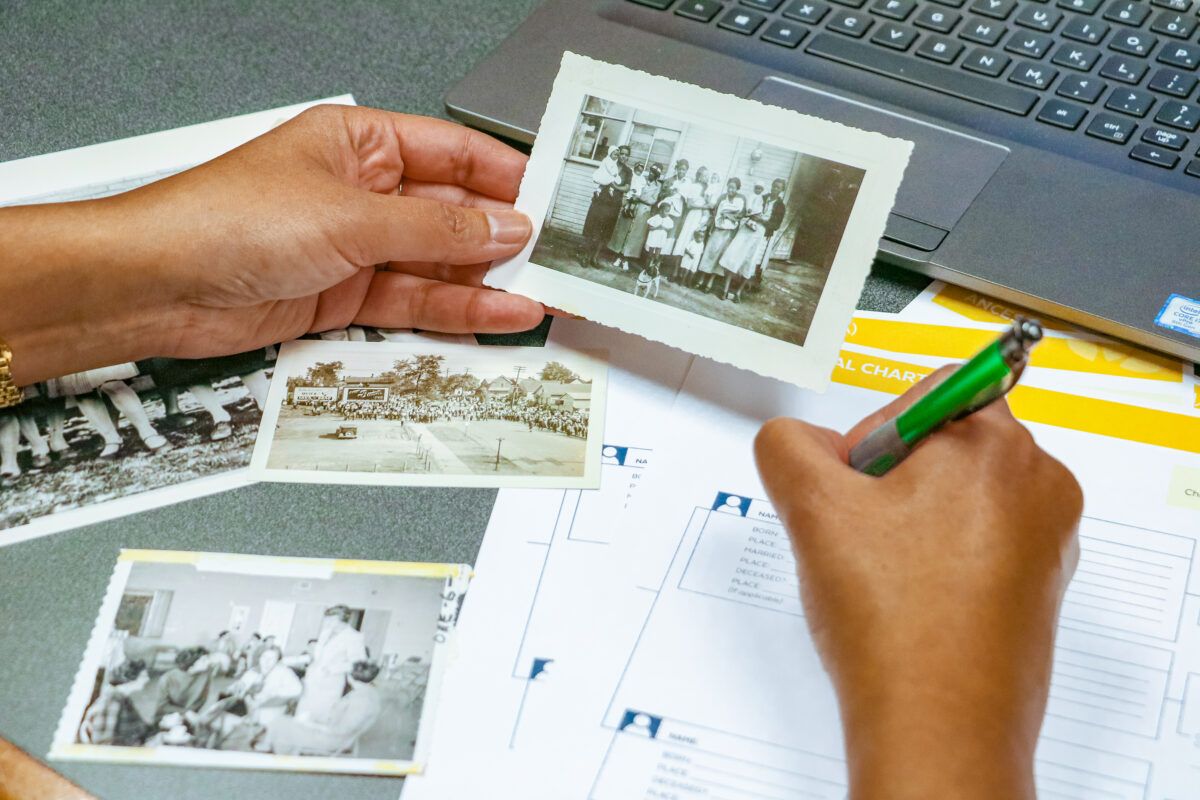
486,210,531,245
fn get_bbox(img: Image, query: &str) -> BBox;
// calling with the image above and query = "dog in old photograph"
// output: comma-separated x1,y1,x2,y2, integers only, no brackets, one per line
529,95,865,348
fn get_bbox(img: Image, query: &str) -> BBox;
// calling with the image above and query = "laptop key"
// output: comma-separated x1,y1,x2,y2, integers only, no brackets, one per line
1148,67,1197,98
962,46,1012,74
761,19,810,45
871,0,917,19
1007,31,1054,57
677,0,726,21
1051,42,1101,70
1141,126,1189,149
1057,73,1107,101
805,32,1038,112
1150,11,1196,38
1108,28,1157,57
1061,16,1109,43
1186,158,1200,177
1100,54,1148,84
1102,0,1151,25
1105,86,1156,116
783,0,831,21
917,33,965,60
1129,143,1180,167
1157,41,1200,69
970,0,1017,18
829,0,868,7
914,5,962,30
872,21,920,48
1015,4,1062,30
718,7,768,31
828,9,874,34
960,16,1007,44
1086,112,1137,141
741,0,786,9
1037,98,1089,127
627,0,675,8
929,0,967,8
1057,0,1103,13
1154,100,1200,130
1151,0,1190,10
1011,60,1059,88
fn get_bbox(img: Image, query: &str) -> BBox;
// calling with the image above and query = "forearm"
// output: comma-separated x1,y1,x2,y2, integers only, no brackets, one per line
841,685,1039,800
0,736,95,800
0,199,177,385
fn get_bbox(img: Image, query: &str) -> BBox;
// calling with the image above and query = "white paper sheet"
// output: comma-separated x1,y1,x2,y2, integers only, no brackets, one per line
400,319,692,798
407,318,1200,799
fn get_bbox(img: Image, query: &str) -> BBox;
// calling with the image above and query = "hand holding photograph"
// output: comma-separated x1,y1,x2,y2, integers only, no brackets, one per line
51,550,470,776
250,340,607,489
485,53,913,390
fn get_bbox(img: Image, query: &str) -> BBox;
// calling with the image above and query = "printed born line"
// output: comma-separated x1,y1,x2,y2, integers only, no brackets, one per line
1050,683,1147,709
1052,668,1149,697
1047,691,1142,718
1070,577,1169,602
1079,548,1177,574
1063,601,1162,622
1067,587,1167,611
1073,568,1171,592
1038,774,1126,800
1055,646,1158,674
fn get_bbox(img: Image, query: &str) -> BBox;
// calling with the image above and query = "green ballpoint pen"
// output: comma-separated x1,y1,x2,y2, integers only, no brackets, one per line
849,316,1044,476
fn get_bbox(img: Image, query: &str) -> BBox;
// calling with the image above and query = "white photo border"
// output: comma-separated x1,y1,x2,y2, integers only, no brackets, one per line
484,52,914,391
50,549,471,776
249,340,608,490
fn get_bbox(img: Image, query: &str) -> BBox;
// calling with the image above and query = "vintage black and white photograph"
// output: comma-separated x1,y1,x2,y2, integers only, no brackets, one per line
51,550,469,775
0,348,275,547
486,53,912,390
250,340,607,489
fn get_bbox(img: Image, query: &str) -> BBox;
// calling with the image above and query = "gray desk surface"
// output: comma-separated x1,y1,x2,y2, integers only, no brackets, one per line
0,3,926,798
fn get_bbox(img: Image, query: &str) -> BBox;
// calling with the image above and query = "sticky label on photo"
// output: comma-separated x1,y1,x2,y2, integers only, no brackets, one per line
1154,293,1200,340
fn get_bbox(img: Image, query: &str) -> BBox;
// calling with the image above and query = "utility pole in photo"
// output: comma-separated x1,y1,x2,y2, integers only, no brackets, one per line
494,437,504,471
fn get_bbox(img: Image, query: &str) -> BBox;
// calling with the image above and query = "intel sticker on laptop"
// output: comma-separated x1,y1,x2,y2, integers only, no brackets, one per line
1155,293,1200,339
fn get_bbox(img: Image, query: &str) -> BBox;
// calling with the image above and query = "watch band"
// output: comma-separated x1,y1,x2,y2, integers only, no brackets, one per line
0,337,24,408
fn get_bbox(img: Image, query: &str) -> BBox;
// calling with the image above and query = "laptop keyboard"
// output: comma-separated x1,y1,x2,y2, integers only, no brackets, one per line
627,0,1200,176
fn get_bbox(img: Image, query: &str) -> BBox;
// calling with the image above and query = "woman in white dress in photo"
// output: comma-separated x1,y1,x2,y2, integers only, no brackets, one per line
718,180,768,301
47,365,169,458
696,177,745,294
668,166,713,282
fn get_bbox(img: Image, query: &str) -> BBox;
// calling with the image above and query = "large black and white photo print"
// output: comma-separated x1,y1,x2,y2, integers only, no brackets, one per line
250,340,607,489
52,550,468,776
487,54,912,390
0,349,274,546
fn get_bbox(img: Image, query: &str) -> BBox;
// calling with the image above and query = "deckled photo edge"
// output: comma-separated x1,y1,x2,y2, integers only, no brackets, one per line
51,549,471,774
487,52,912,389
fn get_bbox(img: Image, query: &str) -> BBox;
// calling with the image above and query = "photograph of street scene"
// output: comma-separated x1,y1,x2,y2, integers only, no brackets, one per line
255,343,605,487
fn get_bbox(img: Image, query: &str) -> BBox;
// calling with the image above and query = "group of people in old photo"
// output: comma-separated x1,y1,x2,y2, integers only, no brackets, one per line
581,146,788,304
81,604,411,758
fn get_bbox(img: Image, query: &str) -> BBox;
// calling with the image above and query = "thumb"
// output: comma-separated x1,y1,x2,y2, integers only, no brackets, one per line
754,417,854,529
346,192,532,266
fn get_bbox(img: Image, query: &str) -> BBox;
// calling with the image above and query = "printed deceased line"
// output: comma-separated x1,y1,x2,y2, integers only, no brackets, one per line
833,350,1200,455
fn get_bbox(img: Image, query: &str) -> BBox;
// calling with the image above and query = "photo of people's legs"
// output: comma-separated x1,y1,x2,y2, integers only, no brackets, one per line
98,380,169,452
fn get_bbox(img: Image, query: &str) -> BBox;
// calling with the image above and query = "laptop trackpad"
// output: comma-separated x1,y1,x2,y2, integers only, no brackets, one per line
749,77,1010,251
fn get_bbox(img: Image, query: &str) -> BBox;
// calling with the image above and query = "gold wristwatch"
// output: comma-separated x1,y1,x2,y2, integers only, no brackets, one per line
0,337,23,408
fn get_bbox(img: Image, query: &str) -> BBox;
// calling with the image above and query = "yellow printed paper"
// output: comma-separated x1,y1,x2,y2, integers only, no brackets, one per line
846,317,1181,382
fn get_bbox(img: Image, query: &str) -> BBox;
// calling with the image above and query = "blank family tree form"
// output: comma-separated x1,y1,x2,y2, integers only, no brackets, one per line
407,319,1200,798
